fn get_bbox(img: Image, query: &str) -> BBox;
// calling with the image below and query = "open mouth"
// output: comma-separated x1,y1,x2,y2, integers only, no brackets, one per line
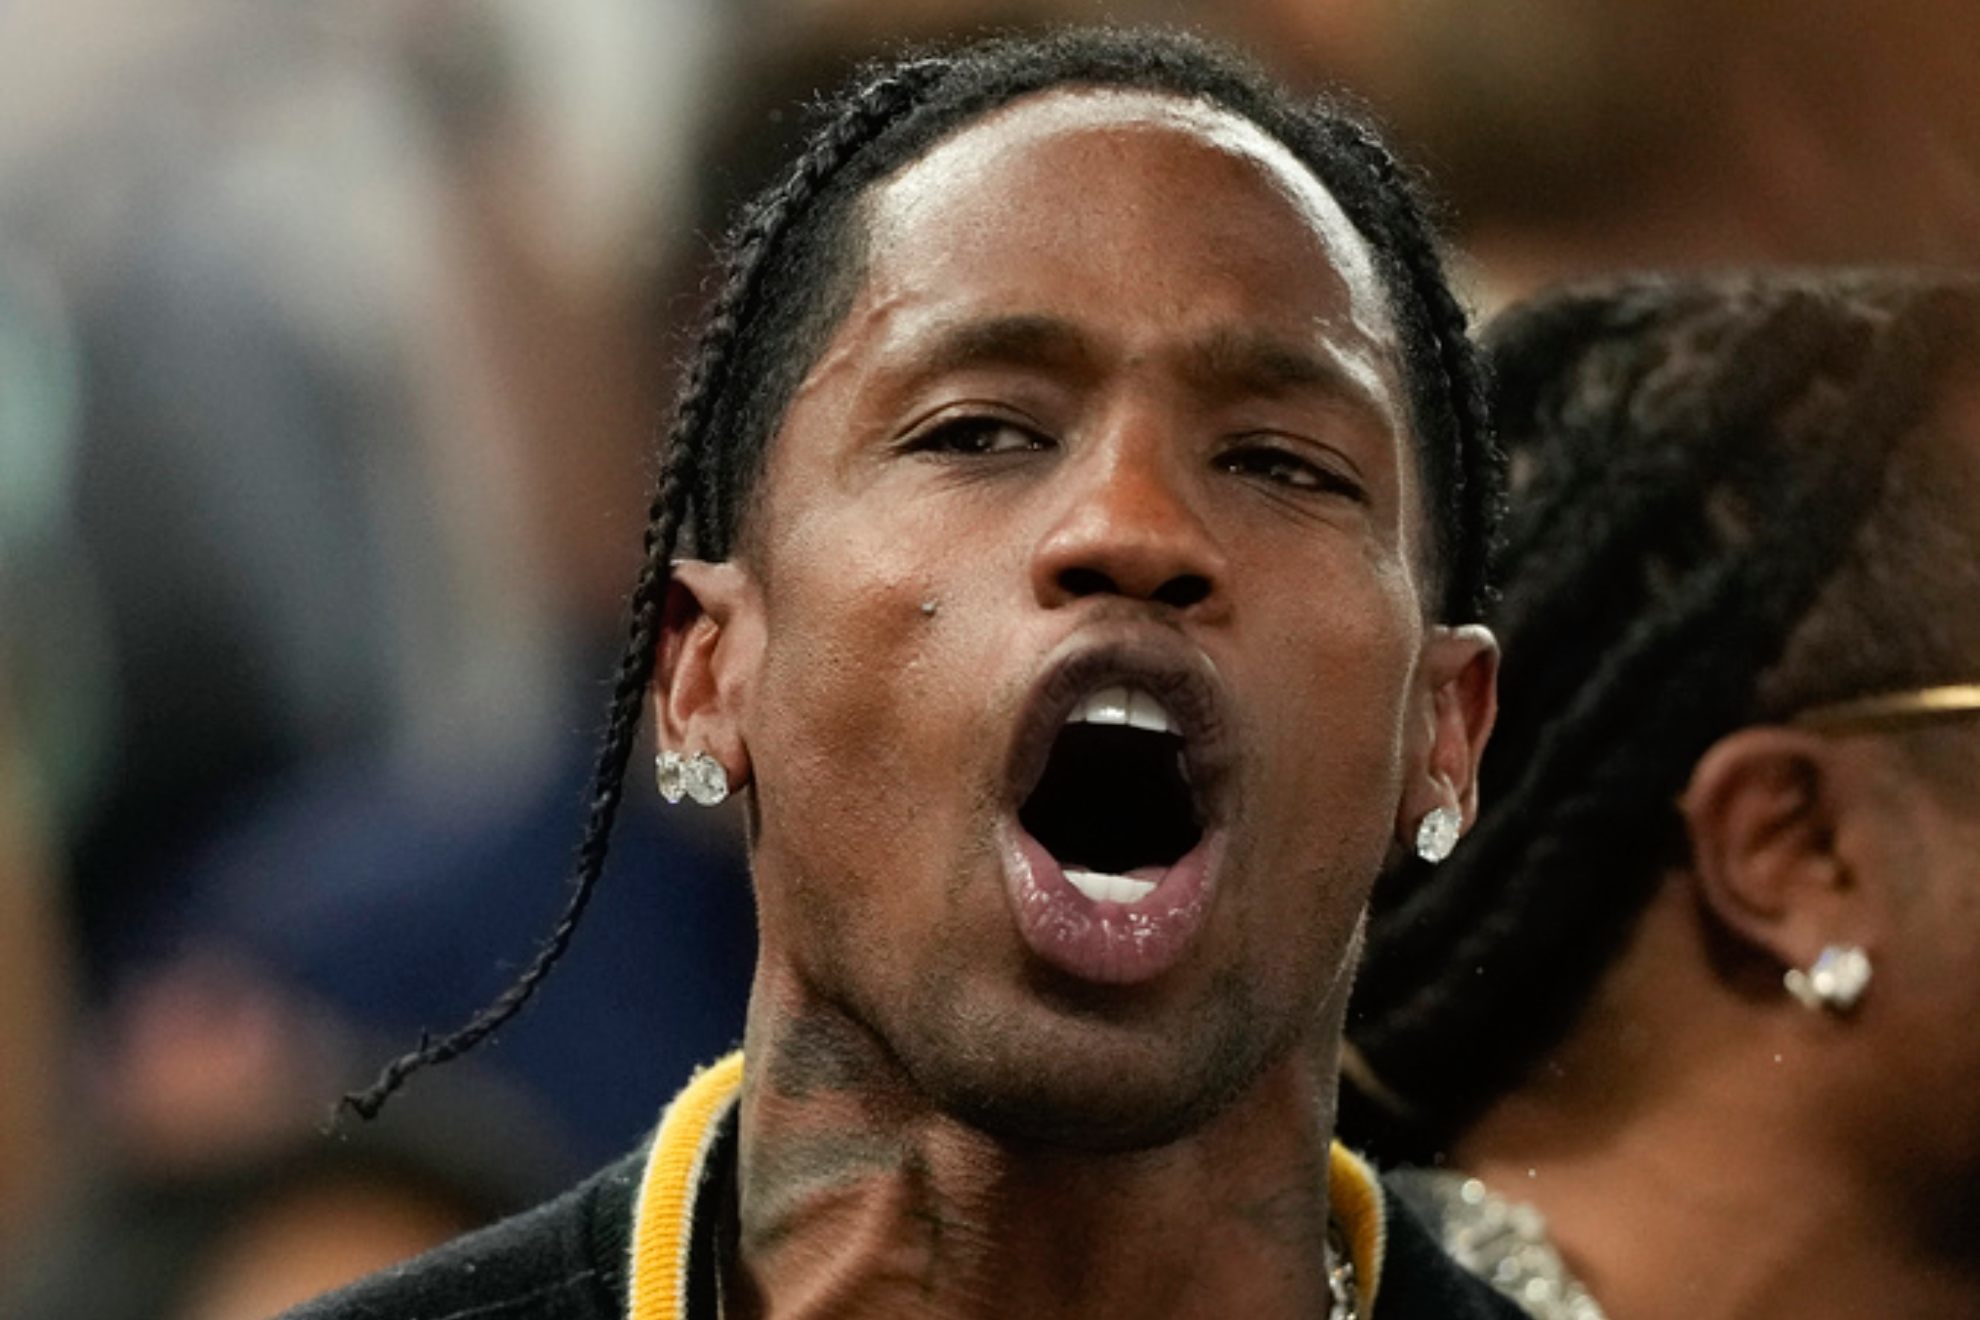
999,638,1233,984
1018,684,1204,904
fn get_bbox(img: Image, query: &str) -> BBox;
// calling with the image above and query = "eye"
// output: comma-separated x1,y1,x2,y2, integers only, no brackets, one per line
905,414,1052,457
1218,440,1367,501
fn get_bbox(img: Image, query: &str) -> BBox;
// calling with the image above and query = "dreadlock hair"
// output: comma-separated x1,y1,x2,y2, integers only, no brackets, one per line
1343,269,1980,1159
344,25,1502,1118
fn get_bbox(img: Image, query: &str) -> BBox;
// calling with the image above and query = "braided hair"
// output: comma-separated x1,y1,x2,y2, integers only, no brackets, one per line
346,26,1502,1117
1345,269,1980,1157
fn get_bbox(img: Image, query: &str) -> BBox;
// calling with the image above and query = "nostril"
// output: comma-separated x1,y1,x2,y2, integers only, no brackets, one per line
1155,575,1212,610
1059,566,1118,598
1056,567,1213,609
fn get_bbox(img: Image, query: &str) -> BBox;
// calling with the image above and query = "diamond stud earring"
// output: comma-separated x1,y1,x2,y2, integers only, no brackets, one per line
656,750,687,804
1414,804,1462,863
657,749,730,806
682,751,729,807
1783,944,1871,1013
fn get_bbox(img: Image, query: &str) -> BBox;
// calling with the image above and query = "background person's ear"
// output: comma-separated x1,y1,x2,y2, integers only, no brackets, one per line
1396,624,1499,847
652,560,763,794
1679,728,1873,986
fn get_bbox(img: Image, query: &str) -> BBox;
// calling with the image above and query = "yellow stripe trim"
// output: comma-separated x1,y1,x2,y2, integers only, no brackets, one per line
628,1052,745,1320
1330,1142,1388,1315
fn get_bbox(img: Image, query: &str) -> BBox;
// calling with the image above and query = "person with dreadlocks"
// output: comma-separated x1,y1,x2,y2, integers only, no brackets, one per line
288,27,1515,1320
1344,270,1980,1320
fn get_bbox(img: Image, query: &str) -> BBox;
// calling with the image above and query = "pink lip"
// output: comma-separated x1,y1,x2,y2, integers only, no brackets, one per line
1003,825,1224,985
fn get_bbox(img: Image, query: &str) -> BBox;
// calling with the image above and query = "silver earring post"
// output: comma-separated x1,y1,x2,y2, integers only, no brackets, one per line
1784,944,1871,1013
1414,805,1462,863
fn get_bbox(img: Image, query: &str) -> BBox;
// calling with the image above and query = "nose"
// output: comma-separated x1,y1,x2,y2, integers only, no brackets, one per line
1030,413,1227,615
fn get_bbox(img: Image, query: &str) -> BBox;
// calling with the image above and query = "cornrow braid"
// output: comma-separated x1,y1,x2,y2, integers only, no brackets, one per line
347,26,1503,1116
1345,270,1980,1158
1315,115,1502,620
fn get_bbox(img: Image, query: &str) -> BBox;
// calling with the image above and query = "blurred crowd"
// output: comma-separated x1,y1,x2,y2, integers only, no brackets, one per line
2,0,1977,1316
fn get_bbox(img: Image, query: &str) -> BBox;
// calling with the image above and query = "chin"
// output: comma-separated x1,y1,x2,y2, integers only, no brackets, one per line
938,1058,1246,1152
890,967,1296,1153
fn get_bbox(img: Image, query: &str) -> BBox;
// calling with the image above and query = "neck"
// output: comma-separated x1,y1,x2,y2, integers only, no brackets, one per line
727,971,1344,1320
1453,887,1980,1320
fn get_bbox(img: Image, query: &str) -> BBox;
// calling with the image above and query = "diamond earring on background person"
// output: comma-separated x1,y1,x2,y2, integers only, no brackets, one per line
1784,944,1871,1013
1414,805,1462,863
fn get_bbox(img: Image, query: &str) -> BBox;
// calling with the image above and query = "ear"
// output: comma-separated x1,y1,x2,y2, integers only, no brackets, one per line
1679,728,1869,977
1396,624,1499,846
653,559,763,792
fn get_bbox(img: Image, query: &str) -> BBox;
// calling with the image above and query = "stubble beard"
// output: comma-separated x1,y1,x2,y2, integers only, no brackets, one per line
862,946,1330,1154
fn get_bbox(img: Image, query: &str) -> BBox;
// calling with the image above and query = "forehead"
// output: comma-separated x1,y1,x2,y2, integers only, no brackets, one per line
863,87,1397,358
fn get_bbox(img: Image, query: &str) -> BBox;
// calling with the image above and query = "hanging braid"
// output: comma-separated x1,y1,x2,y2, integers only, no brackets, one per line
1344,270,1980,1158
342,61,945,1119
345,26,1503,1117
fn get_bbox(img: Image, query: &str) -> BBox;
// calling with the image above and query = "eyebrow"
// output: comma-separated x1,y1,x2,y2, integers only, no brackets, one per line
1176,327,1392,427
893,314,1098,384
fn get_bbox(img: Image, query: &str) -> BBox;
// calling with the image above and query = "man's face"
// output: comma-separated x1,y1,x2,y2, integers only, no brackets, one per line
707,90,1464,1146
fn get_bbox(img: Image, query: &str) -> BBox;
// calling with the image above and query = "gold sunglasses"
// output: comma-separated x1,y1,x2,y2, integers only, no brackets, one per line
1790,683,1980,734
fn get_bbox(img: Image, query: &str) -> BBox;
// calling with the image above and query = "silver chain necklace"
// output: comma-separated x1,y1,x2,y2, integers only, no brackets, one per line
1385,1168,1607,1320
1326,1219,1361,1320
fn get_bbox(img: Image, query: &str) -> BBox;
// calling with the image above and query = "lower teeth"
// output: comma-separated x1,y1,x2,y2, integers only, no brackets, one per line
1064,868,1158,904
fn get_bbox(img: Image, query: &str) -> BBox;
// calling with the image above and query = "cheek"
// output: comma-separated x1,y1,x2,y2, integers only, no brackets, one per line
743,520,1005,929
1905,811,1980,988
1249,569,1421,851
743,565,929,971
755,557,933,823
750,481,1028,780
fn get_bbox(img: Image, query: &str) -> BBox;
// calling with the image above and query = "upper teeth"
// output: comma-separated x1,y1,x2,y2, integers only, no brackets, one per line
1066,684,1177,734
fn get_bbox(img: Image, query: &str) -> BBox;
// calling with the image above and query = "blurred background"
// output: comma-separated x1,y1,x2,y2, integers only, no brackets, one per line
2,0,1975,1315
